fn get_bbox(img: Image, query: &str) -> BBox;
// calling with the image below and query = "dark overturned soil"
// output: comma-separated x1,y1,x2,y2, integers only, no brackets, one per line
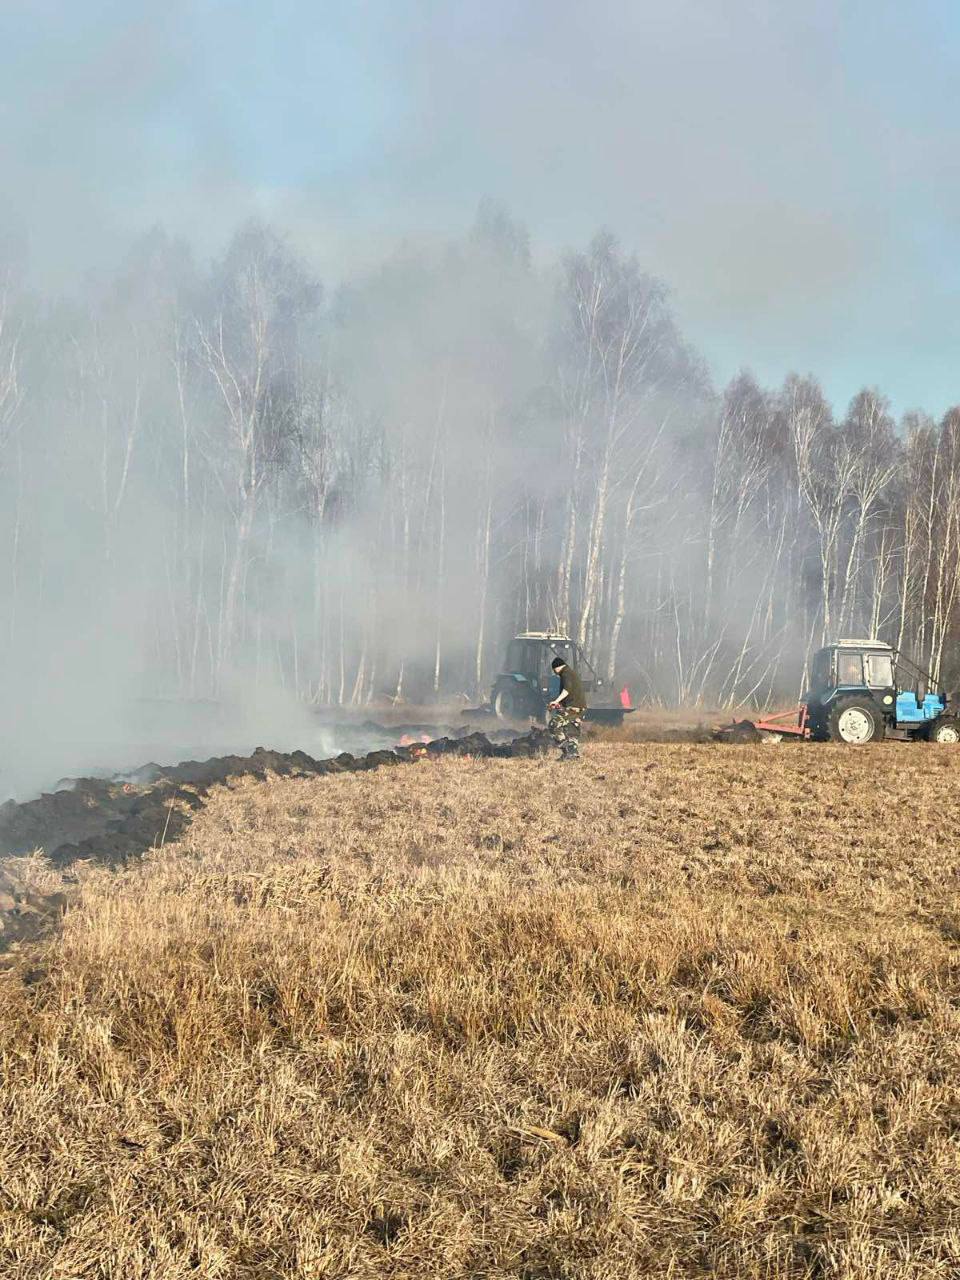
0,726,551,953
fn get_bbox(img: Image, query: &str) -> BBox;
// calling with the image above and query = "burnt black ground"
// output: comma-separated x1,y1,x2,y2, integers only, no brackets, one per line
0,728,551,952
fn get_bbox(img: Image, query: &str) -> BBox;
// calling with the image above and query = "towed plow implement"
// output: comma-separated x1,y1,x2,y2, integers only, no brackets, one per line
714,705,810,743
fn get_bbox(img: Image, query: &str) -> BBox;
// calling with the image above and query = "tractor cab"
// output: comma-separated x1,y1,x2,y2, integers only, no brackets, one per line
490,632,631,725
804,639,956,743
807,640,896,705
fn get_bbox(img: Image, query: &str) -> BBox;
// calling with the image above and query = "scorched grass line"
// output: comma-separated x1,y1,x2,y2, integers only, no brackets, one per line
0,729,551,954
0,742,959,1278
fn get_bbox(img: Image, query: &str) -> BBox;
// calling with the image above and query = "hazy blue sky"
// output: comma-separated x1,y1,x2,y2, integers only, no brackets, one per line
2,0,959,415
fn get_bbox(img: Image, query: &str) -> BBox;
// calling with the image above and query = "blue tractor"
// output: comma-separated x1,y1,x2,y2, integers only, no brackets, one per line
719,638,958,743
804,639,958,743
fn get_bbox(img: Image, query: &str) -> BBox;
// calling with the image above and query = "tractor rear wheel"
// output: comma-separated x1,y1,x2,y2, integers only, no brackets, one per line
828,697,885,744
494,686,531,722
930,717,960,744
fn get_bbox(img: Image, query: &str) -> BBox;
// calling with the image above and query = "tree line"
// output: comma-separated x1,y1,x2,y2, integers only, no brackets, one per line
2,206,959,709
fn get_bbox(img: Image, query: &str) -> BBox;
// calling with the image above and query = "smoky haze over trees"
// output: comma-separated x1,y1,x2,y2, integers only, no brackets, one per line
2,203,960,769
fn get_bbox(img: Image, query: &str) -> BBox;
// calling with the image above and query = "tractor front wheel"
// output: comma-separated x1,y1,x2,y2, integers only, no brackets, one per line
930,717,960,744
828,698,885,745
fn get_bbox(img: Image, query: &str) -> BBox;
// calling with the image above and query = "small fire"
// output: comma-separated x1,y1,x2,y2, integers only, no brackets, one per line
398,734,432,746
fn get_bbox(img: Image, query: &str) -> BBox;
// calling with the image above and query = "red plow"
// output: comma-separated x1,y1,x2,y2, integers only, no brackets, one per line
714,705,811,742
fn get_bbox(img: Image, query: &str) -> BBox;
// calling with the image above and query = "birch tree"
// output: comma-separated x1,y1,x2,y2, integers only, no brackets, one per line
195,222,320,677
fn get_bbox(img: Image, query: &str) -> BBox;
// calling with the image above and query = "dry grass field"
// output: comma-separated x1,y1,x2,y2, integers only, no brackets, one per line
1,741,959,1279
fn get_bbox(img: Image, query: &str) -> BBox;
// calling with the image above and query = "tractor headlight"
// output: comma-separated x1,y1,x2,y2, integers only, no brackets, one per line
883,695,893,704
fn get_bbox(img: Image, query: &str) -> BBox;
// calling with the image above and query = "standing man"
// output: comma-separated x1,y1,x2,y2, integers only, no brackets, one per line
547,655,587,760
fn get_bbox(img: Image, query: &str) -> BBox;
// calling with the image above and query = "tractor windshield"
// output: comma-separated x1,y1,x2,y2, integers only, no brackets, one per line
547,640,579,668
864,653,894,688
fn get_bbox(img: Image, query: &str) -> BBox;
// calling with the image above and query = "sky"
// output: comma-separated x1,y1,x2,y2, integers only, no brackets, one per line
1,0,959,416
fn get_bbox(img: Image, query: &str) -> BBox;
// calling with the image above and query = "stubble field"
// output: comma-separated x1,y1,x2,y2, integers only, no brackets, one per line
1,741,959,1279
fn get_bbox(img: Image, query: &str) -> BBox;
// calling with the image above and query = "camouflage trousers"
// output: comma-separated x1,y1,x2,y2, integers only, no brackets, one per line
548,706,583,758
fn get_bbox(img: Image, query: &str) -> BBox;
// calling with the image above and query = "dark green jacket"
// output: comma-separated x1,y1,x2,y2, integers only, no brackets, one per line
558,665,586,711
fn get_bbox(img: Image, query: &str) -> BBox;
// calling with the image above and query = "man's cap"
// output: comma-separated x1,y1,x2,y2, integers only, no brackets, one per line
551,657,566,670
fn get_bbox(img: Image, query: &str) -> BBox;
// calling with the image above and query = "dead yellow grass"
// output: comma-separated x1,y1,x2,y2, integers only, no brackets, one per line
2,743,960,1278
